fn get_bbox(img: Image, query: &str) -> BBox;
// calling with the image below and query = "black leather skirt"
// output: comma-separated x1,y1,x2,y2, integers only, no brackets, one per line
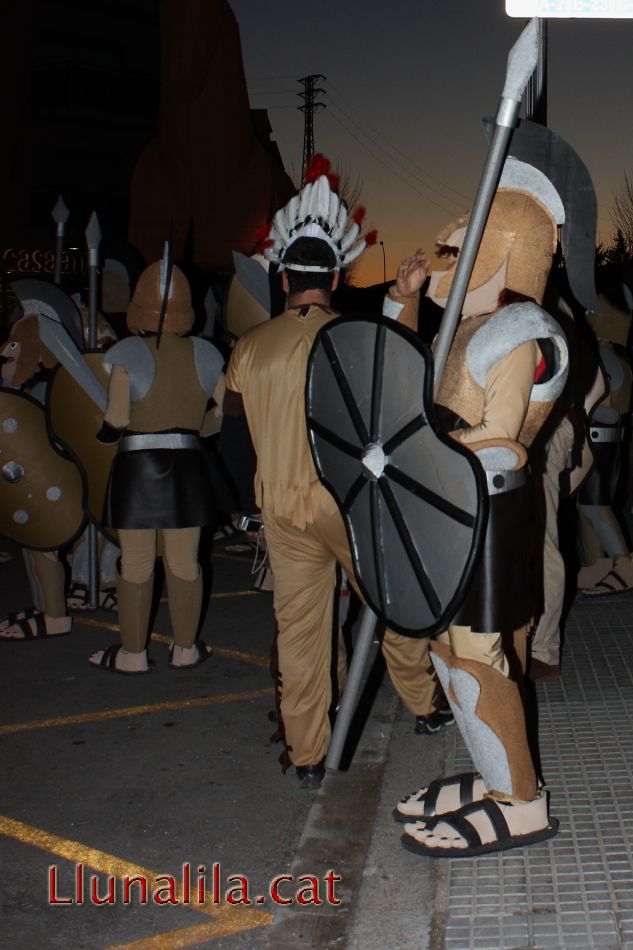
105,441,216,529
449,482,530,634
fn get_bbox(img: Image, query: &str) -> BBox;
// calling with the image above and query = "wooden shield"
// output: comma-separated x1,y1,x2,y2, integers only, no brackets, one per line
0,390,86,550
47,352,118,542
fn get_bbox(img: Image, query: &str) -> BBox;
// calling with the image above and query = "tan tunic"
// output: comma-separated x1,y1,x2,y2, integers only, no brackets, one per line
437,311,546,447
225,304,336,528
225,291,419,528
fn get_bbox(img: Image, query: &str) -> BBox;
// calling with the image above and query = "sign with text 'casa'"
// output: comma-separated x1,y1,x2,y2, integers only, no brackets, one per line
507,0,633,15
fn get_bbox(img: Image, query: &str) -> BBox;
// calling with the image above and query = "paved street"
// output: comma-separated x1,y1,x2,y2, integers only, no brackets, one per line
2,530,441,950
4,530,633,949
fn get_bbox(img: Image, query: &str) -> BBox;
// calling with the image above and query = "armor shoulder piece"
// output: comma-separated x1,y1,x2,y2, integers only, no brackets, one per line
467,302,569,402
190,337,225,398
102,337,155,401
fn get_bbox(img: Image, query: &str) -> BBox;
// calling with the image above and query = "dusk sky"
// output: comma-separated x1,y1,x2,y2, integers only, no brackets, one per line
229,0,633,286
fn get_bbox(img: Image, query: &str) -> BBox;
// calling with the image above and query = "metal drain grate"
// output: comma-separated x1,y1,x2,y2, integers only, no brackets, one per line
443,598,633,950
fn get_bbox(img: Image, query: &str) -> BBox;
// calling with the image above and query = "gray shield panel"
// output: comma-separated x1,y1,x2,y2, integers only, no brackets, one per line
306,314,487,638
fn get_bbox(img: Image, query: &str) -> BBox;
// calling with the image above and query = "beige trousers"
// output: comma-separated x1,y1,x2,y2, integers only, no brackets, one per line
532,418,574,665
264,485,437,767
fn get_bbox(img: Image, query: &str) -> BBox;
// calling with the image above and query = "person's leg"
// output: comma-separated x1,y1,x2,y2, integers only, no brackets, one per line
531,419,574,671
400,629,556,856
0,549,71,639
89,529,155,673
162,527,209,668
264,509,336,775
318,495,440,724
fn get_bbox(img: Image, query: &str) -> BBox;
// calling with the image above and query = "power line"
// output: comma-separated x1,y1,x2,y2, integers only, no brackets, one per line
325,98,466,213
325,79,471,203
323,109,464,216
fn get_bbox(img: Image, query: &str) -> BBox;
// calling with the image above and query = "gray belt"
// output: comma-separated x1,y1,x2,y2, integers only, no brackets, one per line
485,467,528,496
118,433,200,452
588,426,622,443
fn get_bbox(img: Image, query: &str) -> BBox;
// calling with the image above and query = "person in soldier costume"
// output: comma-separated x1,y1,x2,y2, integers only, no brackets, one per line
0,314,76,640
221,162,451,789
394,151,574,856
90,257,224,674
577,294,633,596
0,306,119,640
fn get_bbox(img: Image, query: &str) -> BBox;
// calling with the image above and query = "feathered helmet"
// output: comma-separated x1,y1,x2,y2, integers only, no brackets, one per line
259,155,377,272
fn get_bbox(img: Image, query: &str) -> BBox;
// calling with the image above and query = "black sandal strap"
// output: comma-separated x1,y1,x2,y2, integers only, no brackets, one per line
424,811,483,849
13,617,36,639
460,773,476,808
32,613,48,637
423,778,445,817
100,644,121,669
461,797,512,841
606,570,627,589
424,797,512,850
6,607,36,625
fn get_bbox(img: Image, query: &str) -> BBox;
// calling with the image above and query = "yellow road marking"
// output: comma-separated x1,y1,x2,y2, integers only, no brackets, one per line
0,816,271,938
103,918,264,950
77,618,269,668
0,688,273,735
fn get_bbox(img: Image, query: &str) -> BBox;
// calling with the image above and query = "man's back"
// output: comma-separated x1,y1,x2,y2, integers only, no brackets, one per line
225,304,336,525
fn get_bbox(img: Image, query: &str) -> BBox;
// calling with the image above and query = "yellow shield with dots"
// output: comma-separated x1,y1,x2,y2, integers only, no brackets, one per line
0,390,86,550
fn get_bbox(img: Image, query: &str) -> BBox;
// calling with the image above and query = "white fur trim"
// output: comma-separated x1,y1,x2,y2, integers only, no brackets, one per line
499,158,565,225
382,296,405,321
466,302,569,402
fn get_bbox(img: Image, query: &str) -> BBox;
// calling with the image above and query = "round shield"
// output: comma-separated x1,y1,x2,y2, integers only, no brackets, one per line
306,314,488,638
47,352,118,543
0,389,86,550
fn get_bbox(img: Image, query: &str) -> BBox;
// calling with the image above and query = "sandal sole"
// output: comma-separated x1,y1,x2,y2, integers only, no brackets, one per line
401,817,559,858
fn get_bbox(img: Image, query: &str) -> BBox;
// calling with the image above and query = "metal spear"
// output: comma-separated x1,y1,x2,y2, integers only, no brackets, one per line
85,212,102,608
51,195,70,287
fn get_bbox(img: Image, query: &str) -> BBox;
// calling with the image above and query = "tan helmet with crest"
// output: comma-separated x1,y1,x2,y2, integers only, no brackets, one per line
431,182,559,310
126,261,194,336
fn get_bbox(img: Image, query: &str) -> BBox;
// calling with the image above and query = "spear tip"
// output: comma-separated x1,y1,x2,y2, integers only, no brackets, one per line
85,211,102,250
502,16,539,103
51,195,70,224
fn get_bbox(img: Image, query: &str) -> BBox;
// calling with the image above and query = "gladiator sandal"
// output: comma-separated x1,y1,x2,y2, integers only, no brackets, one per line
400,640,558,858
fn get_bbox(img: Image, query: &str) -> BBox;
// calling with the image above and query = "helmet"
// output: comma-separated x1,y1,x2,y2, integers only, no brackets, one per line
126,262,194,336
429,190,557,311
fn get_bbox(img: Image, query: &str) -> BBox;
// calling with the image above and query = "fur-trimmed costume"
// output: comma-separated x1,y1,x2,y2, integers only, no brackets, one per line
398,159,573,854
91,260,224,673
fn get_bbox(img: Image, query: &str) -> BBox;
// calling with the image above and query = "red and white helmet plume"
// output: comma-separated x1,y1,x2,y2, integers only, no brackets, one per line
261,155,377,273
